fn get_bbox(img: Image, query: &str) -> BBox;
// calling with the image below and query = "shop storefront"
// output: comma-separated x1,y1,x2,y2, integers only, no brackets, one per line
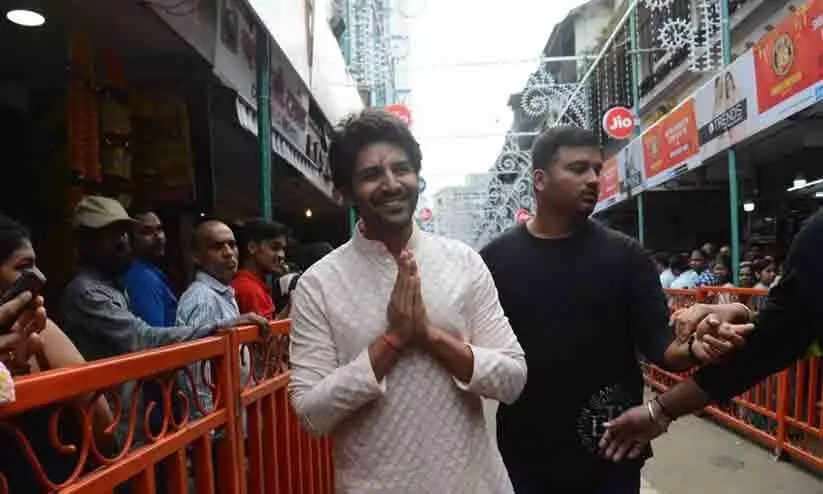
594,0,823,255
208,0,362,246
0,0,221,300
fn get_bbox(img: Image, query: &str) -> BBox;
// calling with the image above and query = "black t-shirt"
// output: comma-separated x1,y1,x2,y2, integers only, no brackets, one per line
480,221,672,485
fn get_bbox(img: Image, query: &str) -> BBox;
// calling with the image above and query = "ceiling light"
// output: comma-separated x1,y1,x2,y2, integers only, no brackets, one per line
816,191,823,199
305,208,313,218
787,177,823,192
743,201,755,213
5,9,45,27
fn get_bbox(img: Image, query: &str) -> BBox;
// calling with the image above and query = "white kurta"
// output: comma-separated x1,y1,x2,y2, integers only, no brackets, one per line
289,226,527,493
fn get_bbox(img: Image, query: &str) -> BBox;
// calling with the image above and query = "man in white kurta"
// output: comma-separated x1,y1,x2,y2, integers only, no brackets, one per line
289,224,526,493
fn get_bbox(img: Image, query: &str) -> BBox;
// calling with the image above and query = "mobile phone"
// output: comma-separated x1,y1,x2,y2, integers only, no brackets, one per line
0,269,47,307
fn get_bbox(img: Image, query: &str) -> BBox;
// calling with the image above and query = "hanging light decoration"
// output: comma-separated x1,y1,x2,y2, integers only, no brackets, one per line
520,63,589,128
471,135,535,249
643,0,675,10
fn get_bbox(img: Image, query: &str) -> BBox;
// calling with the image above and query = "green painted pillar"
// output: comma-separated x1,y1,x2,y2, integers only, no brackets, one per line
721,0,741,283
628,4,645,246
256,33,273,220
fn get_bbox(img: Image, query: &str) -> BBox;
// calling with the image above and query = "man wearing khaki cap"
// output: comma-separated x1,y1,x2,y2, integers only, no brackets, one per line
59,196,266,443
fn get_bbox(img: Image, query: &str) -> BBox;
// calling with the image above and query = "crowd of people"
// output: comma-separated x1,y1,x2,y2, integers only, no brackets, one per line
0,108,819,493
0,195,329,490
653,243,781,291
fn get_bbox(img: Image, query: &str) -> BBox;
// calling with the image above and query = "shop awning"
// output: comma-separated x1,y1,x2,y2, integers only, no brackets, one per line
594,0,823,215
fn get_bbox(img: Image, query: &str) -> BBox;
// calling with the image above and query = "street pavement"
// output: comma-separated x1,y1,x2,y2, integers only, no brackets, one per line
483,399,823,493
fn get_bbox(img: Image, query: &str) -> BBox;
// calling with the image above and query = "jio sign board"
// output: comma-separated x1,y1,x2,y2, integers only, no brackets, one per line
602,106,636,140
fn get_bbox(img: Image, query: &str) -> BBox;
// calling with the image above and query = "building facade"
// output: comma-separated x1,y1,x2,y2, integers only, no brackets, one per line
433,174,492,246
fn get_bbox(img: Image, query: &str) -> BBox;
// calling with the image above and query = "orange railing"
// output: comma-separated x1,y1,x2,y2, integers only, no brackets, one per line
644,287,823,473
0,321,334,493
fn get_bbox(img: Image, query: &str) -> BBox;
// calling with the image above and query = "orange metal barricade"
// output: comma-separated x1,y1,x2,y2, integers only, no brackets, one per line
644,287,823,473
0,321,335,493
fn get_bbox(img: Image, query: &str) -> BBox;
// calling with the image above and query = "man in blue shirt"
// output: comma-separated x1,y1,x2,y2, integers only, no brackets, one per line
122,210,177,326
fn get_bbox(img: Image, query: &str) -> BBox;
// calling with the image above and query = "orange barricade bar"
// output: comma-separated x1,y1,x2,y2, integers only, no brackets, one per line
0,321,335,494
645,288,823,473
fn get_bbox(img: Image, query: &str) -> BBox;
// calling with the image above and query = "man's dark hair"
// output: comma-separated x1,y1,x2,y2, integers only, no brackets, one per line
236,218,289,263
669,253,689,273
531,126,601,170
714,254,731,268
0,213,30,264
330,109,422,191
690,249,705,260
128,206,156,220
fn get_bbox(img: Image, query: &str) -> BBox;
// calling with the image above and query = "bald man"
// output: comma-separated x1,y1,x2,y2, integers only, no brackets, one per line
177,220,267,418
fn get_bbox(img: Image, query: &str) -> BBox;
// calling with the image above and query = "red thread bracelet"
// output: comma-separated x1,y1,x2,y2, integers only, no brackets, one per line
382,333,401,352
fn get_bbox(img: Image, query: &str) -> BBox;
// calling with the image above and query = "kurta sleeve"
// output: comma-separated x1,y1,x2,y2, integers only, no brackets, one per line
288,273,386,435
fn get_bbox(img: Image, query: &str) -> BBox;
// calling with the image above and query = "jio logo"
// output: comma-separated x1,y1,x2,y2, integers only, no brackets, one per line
602,106,636,140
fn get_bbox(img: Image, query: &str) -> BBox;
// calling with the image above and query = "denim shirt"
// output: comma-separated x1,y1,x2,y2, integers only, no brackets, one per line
176,271,242,419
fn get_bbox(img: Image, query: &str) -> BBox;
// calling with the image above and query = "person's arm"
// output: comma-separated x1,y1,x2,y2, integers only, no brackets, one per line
625,244,687,369
601,214,823,461
288,272,406,436
422,249,526,404
79,288,216,353
626,246,745,371
35,318,117,452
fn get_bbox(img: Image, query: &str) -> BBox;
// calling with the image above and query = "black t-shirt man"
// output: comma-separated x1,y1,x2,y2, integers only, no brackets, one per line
480,220,672,489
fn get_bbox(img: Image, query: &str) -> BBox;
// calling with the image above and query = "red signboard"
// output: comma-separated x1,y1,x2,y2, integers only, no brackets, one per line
642,99,700,181
598,156,621,202
753,0,823,113
602,106,635,140
385,103,412,126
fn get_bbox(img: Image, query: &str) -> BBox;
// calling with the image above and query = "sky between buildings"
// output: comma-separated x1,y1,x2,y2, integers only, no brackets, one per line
404,0,590,198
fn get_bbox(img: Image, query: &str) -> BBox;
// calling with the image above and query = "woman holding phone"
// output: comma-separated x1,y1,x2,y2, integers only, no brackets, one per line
0,214,114,491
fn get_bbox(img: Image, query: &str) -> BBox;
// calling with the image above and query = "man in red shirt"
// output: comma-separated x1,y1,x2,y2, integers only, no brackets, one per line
231,219,289,320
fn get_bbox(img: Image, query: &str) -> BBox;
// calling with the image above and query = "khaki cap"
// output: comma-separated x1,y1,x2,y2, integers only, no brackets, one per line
72,196,135,229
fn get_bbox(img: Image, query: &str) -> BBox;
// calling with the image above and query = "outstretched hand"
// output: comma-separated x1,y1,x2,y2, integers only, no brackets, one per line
670,303,751,342
600,403,668,462
690,315,754,364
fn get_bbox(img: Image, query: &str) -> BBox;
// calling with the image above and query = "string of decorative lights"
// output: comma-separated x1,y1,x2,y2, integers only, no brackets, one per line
471,0,726,247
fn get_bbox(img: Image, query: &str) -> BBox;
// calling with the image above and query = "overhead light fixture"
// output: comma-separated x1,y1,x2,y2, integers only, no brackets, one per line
787,177,823,192
5,9,45,27
305,208,313,218
816,191,823,199
743,201,755,213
